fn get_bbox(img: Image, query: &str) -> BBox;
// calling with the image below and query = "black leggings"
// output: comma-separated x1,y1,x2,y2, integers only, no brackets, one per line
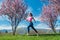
27,22,38,33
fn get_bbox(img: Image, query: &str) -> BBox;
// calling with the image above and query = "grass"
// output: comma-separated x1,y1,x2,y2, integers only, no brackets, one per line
0,34,60,40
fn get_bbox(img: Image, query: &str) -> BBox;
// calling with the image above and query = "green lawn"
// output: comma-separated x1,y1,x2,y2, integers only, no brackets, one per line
0,34,60,40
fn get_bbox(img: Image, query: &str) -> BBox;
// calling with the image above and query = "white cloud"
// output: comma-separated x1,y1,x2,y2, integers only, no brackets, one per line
35,23,49,29
35,23,60,30
0,25,12,30
34,17,40,21
18,24,27,28
0,24,27,30
0,24,60,30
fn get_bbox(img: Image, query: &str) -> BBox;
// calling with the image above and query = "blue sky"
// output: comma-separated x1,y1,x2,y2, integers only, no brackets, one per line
25,0,43,16
0,0,60,30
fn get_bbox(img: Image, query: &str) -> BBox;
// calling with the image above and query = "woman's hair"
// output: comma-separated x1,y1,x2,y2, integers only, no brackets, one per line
29,13,33,16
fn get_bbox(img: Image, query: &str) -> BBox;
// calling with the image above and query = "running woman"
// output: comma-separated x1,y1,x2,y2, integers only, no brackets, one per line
25,13,38,36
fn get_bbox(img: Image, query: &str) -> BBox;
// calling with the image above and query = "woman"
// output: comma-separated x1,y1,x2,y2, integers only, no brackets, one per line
25,13,38,36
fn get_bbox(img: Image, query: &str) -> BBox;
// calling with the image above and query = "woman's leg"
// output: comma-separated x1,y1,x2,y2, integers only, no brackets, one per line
31,26,38,33
30,22,38,33
27,26,30,33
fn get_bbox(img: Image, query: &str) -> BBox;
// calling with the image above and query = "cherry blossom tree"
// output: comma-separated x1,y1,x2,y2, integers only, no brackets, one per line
40,0,60,33
0,0,27,35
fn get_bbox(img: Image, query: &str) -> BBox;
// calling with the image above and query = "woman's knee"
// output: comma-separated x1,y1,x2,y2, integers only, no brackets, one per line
27,26,30,29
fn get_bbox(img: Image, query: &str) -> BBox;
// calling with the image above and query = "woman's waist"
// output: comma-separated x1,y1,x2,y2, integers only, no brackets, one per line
29,22,33,24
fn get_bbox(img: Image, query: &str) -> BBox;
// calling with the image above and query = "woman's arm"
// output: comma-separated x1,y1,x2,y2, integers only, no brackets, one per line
32,17,36,22
24,17,29,22
24,17,28,21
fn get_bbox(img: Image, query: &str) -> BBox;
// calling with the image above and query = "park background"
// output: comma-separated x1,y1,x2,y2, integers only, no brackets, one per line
0,0,60,40
0,0,60,34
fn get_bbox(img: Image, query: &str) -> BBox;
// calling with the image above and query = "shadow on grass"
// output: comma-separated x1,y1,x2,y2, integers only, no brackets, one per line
28,34,60,36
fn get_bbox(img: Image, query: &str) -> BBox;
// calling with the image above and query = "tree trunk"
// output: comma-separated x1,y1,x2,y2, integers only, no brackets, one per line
12,26,17,35
51,23,56,33
11,16,19,35
11,23,16,35
13,29,16,35
13,30,15,35
12,23,18,35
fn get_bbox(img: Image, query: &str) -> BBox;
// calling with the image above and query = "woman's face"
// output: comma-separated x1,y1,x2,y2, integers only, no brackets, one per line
29,13,31,16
